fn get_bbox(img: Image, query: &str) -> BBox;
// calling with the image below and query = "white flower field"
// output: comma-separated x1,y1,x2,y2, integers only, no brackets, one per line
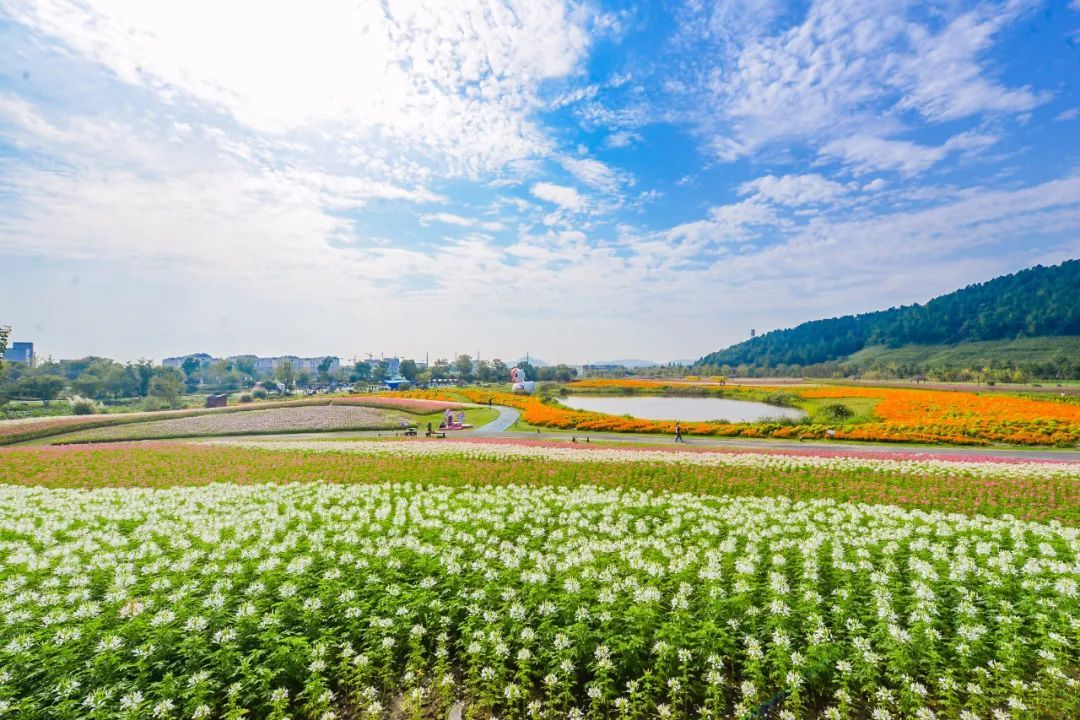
1,479,1077,719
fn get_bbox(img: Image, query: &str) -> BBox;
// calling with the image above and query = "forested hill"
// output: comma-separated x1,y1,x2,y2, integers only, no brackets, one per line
699,260,1080,368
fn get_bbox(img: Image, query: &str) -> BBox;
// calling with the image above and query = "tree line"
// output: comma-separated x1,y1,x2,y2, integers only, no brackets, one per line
0,343,581,417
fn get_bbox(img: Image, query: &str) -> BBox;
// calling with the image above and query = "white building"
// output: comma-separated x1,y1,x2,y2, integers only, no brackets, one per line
254,356,340,374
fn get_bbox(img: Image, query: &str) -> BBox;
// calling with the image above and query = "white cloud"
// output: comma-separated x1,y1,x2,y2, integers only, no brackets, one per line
1054,108,1079,122
558,155,623,193
605,130,641,148
531,182,587,211
893,8,1044,122
862,178,887,192
820,136,949,177
820,130,1001,176
420,212,505,232
6,0,596,177
665,199,778,247
686,1,1043,162
738,174,847,205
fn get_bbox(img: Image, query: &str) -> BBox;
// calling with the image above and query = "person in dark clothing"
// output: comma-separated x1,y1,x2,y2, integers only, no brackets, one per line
675,422,683,443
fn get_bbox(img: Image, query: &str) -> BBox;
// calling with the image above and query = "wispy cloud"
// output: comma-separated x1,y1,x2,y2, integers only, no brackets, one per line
420,212,505,232
675,0,1043,167
738,174,847,205
531,182,588,211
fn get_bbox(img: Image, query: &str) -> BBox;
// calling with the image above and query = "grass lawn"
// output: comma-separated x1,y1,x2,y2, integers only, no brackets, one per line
413,405,500,431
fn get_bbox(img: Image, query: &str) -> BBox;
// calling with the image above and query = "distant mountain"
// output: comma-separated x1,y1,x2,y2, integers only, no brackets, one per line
699,260,1080,369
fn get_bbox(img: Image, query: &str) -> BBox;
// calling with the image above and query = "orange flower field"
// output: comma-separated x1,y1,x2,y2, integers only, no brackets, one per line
398,383,1080,447
801,386,1080,446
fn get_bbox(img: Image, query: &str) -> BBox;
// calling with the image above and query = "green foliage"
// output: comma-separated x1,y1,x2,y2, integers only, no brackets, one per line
762,391,800,407
317,356,335,383
429,358,450,380
399,359,418,381
0,455,1076,719
516,360,537,381
252,388,269,400
148,367,185,409
274,360,296,392
454,354,474,381
816,402,855,423
701,260,1080,373
16,374,67,406
0,324,9,378
536,363,579,382
70,397,99,415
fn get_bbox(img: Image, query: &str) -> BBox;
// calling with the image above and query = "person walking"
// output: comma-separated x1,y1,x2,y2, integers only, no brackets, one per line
675,422,683,443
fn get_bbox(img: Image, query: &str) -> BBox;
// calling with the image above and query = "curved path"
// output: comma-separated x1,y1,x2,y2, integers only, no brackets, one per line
473,404,520,434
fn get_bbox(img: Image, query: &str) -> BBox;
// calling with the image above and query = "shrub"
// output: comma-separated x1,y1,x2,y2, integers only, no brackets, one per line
252,389,269,400
70,397,99,415
239,394,253,403
817,402,856,422
763,391,800,407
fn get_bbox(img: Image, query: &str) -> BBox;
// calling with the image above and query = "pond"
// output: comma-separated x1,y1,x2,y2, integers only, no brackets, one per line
557,395,807,423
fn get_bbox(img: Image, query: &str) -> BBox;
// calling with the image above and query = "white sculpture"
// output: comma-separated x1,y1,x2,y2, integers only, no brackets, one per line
510,367,536,394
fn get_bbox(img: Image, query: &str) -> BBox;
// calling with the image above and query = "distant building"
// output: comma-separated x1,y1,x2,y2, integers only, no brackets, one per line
3,341,34,365
364,357,400,375
254,356,340,374
163,353,340,375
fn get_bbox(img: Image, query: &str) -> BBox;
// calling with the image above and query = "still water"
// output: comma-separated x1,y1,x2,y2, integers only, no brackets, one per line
558,395,806,422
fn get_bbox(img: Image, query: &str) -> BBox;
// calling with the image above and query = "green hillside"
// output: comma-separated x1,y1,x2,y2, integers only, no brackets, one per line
699,260,1079,377
847,336,1080,370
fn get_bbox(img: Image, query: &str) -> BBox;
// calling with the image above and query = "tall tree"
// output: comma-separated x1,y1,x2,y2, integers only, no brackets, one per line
400,359,418,381
455,354,474,382
18,375,67,406
133,359,156,397
148,367,184,409
0,325,10,378
317,357,334,383
274,360,296,393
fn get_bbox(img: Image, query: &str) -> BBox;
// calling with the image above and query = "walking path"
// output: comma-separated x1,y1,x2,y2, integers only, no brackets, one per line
473,405,520,434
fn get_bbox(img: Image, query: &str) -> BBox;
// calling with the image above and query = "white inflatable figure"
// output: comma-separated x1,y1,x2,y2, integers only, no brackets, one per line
510,367,536,394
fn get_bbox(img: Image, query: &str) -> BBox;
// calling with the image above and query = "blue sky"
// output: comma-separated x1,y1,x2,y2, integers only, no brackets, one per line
1,0,1078,364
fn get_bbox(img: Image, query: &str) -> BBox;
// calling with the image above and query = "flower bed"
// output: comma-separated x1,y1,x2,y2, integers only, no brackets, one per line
0,396,463,446
48,406,408,443
0,479,1076,719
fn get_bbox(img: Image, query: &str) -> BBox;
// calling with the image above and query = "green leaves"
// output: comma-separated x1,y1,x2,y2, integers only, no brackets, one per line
0,480,1077,719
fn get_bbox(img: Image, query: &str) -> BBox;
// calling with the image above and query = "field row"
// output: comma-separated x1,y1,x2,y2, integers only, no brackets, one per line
0,480,1076,720
0,396,464,445
45,406,408,443
2,441,1077,523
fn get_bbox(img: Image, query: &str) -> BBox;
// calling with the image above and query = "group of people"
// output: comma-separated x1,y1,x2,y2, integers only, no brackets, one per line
441,408,467,429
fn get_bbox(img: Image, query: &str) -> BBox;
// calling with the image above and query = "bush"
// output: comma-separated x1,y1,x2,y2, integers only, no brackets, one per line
252,389,268,400
763,392,800,407
70,397,99,415
817,402,855,423
239,394,253,403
